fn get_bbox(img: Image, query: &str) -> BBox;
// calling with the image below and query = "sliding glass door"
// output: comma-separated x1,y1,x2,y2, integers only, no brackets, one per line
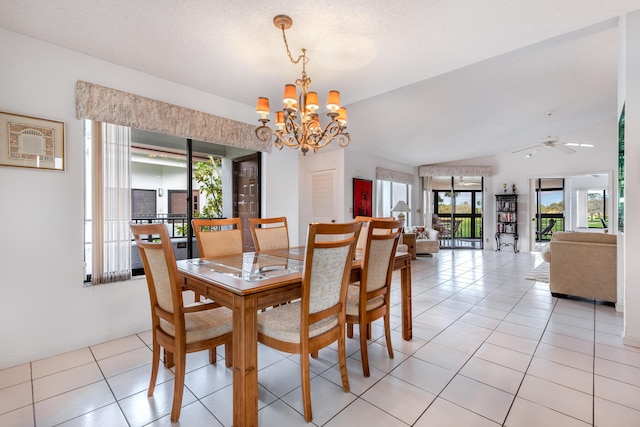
432,176,483,249
534,178,564,242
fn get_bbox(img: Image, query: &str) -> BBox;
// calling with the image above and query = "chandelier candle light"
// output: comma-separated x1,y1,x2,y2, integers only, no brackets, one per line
255,15,350,155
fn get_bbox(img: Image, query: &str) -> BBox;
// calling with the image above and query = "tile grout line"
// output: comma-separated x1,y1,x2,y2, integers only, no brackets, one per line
497,287,560,426
88,340,133,427
404,263,541,425
29,362,35,426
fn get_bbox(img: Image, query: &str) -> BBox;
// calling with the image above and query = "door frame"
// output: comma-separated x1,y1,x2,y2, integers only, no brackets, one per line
232,152,261,252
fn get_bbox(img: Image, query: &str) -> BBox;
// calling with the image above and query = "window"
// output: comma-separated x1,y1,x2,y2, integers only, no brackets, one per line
534,178,564,241
84,122,253,283
577,189,608,229
376,180,412,223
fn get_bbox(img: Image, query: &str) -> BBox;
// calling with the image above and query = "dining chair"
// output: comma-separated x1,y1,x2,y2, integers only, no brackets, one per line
354,215,394,252
192,218,243,258
257,221,363,422
354,215,405,336
130,223,233,422
346,219,403,377
249,216,289,252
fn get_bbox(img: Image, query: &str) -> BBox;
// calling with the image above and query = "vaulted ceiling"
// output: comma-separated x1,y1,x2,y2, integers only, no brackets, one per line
1,1,638,165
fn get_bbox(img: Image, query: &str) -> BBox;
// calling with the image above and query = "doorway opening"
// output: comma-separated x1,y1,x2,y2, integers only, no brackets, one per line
432,176,483,249
534,178,565,244
529,173,612,252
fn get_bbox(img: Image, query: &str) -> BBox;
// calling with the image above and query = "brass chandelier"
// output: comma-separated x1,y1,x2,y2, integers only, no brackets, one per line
255,15,350,155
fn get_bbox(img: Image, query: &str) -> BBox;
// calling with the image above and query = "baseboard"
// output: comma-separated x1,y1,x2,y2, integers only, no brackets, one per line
622,334,640,349
0,321,150,370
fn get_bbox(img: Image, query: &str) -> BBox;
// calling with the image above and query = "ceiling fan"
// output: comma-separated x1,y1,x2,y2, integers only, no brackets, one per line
512,111,594,158
456,176,480,186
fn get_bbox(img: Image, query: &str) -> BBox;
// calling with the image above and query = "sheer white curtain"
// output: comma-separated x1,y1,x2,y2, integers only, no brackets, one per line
91,121,132,284
423,176,433,227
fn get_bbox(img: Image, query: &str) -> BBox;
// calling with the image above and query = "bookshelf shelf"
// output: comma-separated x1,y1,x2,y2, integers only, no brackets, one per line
495,194,518,252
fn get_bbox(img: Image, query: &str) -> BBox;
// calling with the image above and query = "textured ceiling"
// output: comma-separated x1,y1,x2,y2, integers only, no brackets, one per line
1,1,639,165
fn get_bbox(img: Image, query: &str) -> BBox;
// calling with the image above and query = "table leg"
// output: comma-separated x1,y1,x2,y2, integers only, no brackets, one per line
401,263,412,341
232,294,259,427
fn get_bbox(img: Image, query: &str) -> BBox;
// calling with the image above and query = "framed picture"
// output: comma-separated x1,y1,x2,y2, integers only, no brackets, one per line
353,178,373,218
0,111,65,171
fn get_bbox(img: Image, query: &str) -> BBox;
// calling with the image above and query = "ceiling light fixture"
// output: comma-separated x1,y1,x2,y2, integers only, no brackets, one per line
255,15,350,155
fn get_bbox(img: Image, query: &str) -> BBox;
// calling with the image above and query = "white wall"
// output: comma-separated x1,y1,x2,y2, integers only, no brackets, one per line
344,150,418,225
0,28,298,368
262,148,300,245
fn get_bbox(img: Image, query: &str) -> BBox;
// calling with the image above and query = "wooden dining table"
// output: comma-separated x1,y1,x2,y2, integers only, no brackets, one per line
177,246,412,427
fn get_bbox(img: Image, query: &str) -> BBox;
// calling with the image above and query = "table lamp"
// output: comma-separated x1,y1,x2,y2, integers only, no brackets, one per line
392,201,410,222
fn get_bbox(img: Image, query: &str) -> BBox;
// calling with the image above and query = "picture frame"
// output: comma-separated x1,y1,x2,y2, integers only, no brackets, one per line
0,111,65,171
353,178,373,218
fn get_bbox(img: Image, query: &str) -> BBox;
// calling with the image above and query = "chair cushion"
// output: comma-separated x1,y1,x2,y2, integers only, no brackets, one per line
257,301,339,343
159,305,232,344
345,283,384,316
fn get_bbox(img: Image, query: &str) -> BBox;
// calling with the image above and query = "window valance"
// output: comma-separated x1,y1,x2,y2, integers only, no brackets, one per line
75,80,270,152
375,167,415,185
418,165,493,177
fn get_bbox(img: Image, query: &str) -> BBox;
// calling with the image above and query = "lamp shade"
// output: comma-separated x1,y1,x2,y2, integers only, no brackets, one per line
283,84,297,105
326,90,341,111
392,201,410,212
306,91,319,111
256,97,270,114
337,107,347,125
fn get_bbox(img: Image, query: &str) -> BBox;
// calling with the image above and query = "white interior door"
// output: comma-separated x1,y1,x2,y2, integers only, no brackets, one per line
309,168,338,224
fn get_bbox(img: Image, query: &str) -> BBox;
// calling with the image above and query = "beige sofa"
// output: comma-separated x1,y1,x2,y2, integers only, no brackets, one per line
407,226,440,256
544,231,617,303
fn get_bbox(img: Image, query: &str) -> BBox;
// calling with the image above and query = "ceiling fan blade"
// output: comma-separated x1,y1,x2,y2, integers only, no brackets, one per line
555,144,576,154
524,147,542,158
512,144,540,154
563,141,595,148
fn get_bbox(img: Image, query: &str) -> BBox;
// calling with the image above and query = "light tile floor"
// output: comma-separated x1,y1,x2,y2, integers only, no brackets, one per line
2,250,640,426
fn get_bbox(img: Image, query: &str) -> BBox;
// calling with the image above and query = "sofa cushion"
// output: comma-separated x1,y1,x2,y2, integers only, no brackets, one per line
552,231,616,244
541,244,551,262
413,226,428,240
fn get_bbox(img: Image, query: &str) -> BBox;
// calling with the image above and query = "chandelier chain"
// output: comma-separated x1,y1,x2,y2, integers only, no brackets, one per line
279,24,308,67
255,14,350,155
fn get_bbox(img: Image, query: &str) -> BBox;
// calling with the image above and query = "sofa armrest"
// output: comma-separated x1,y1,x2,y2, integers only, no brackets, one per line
427,228,439,240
